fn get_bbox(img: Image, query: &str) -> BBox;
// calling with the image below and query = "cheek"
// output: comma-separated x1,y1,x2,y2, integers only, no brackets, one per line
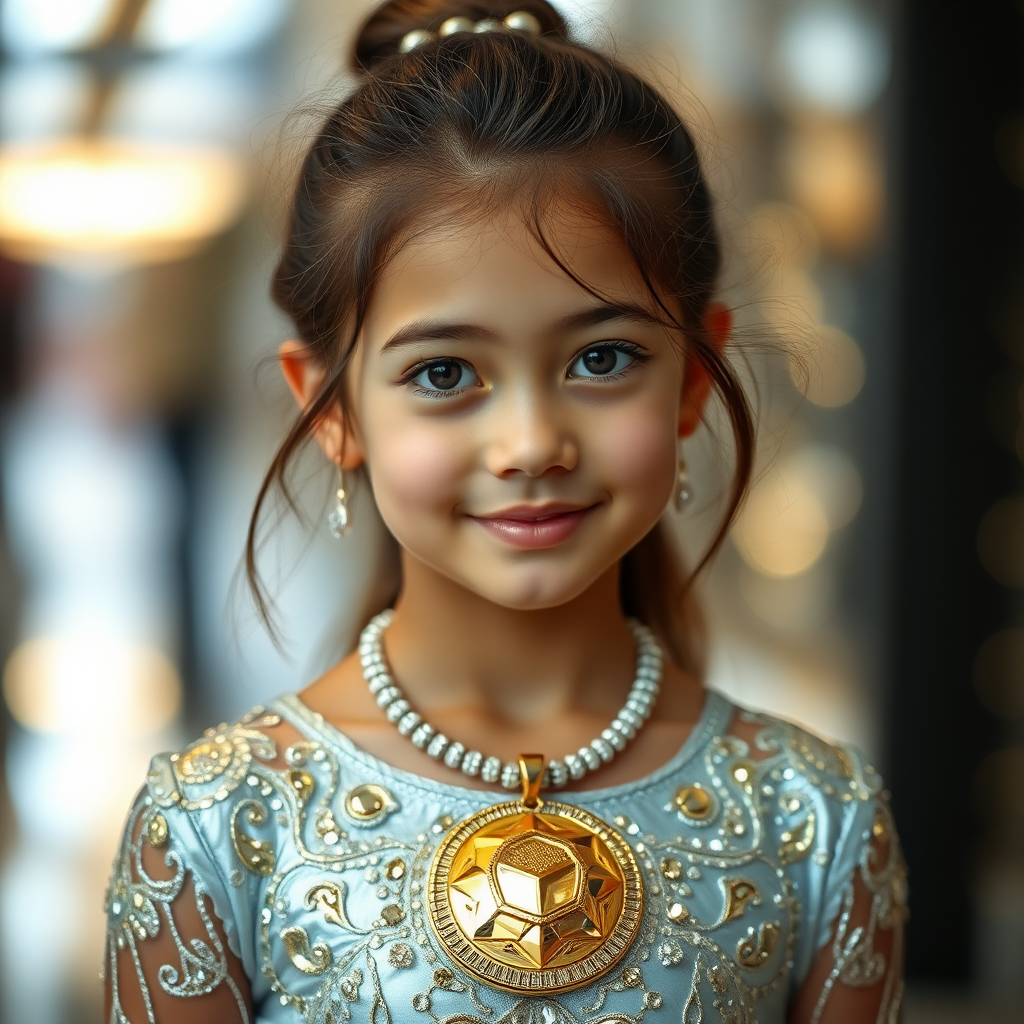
365,419,468,510
593,406,677,500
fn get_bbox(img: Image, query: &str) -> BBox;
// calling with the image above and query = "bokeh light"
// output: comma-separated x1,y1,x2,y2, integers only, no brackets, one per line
734,457,830,578
3,636,181,736
776,3,890,115
789,325,867,407
978,497,1024,588
974,629,1024,719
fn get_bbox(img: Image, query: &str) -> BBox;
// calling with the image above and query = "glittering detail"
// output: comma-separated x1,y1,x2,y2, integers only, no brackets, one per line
104,797,250,1023
428,798,642,992
104,693,906,1024
810,799,908,1023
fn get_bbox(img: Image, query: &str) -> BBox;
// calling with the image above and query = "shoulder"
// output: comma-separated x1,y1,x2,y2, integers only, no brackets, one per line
712,700,907,965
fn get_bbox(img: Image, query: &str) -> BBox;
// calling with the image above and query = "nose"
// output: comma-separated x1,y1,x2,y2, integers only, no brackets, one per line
483,392,579,479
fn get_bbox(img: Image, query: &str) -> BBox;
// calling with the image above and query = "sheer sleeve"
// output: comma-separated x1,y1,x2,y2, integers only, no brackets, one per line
794,793,908,1023
103,754,254,1023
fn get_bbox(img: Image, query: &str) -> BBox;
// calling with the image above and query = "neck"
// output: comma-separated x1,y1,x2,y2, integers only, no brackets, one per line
382,557,637,726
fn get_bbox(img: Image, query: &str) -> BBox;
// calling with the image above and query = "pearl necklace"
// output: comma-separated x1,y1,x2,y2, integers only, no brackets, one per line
358,610,662,790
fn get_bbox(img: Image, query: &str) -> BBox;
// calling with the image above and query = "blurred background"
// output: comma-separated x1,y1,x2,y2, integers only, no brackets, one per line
0,0,1020,1021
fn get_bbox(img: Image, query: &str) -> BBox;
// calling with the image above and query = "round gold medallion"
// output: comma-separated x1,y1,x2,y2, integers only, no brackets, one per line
427,756,643,994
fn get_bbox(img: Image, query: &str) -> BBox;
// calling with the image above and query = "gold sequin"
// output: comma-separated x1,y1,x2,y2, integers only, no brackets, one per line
731,761,755,793
287,770,313,805
385,857,406,881
779,811,816,865
145,814,168,848
674,784,713,820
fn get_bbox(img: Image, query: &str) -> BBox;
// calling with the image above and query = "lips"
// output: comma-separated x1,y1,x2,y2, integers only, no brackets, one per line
470,503,596,549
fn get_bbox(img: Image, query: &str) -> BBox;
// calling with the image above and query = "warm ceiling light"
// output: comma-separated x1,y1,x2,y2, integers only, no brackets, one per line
0,138,246,264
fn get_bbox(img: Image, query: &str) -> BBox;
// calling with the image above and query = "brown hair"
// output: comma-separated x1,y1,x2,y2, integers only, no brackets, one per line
247,0,755,673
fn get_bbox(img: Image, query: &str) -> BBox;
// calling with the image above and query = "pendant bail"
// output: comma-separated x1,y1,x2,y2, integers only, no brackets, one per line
518,754,545,808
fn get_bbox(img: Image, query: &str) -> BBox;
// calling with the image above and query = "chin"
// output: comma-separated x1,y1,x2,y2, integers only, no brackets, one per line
471,569,601,612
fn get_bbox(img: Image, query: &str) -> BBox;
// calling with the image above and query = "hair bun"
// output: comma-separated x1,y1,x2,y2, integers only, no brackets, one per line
351,0,568,74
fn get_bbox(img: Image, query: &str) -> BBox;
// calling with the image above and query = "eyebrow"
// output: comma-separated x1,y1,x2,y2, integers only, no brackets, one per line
378,302,667,354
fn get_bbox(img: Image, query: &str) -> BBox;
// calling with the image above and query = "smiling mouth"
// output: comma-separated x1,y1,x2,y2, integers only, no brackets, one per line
470,504,597,549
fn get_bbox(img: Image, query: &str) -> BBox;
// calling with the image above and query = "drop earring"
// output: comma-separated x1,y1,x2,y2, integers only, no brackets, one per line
675,450,694,511
328,466,351,537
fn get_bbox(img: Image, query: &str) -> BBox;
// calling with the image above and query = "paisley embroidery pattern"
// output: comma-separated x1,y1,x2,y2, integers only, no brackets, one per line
103,695,907,1023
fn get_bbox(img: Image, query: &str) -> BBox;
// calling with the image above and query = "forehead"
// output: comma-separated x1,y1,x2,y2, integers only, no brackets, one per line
364,199,663,336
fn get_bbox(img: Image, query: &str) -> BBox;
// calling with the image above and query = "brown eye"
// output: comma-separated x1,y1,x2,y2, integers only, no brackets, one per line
569,344,637,378
426,363,462,389
409,359,478,395
581,348,617,374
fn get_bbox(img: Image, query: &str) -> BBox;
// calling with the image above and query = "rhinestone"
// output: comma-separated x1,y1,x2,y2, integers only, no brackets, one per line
460,751,483,776
591,737,615,763
381,904,404,925
667,902,690,923
565,753,587,780
660,857,682,880
579,746,601,771
480,756,502,783
385,857,406,880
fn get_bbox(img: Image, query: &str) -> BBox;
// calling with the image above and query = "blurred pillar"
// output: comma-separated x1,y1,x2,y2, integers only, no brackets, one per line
887,0,1024,988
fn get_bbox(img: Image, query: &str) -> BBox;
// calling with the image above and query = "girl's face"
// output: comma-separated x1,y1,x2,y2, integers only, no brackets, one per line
341,201,696,610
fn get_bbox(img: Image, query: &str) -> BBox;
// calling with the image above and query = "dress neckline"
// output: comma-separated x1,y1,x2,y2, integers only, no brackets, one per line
271,687,733,803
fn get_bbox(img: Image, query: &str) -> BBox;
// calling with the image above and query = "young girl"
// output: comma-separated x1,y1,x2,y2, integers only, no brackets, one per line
103,3,907,1022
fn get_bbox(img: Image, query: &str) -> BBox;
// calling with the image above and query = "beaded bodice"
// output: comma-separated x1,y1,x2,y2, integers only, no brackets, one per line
104,690,906,1024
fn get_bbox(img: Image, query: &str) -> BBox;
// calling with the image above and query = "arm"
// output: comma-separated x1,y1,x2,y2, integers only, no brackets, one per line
788,803,907,1024
103,796,253,1024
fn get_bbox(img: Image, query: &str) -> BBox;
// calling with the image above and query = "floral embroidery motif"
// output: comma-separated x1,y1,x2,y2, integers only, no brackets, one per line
104,695,906,1023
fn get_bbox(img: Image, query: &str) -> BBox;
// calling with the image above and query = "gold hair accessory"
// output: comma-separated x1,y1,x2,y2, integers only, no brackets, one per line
399,11,542,53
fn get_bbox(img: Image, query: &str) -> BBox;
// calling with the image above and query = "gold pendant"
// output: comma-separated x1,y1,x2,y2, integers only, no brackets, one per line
428,755,643,994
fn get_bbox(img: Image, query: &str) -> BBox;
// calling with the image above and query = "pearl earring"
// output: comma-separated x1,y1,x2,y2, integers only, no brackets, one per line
675,451,693,511
328,467,350,537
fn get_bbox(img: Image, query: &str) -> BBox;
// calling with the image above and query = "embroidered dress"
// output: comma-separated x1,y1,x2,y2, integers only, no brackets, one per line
104,690,907,1024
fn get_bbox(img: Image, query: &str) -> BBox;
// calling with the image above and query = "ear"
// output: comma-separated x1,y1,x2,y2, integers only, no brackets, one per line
678,303,731,438
279,339,365,469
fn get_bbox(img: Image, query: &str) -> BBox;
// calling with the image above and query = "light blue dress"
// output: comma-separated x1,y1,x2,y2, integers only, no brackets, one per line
104,690,907,1024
